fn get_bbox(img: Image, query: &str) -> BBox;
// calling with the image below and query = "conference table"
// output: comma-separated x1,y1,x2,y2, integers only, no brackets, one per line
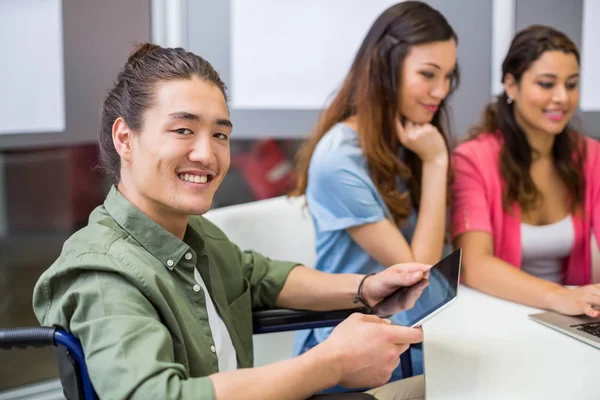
422,285,600,399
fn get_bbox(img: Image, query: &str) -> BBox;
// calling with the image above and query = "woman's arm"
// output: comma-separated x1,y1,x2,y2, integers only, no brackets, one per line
455,231,563,308
456,231,600,317
347,159,448,267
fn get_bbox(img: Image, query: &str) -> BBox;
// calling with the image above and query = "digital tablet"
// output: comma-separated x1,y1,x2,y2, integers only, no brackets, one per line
370,248,462,327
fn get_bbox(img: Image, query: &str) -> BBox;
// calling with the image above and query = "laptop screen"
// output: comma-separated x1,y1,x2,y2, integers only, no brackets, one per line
370,249,461,326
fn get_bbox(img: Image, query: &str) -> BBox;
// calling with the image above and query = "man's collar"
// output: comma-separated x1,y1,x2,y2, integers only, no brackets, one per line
104,186,191,270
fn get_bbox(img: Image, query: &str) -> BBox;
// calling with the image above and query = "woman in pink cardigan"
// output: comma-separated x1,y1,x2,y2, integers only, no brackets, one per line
451,25,600,318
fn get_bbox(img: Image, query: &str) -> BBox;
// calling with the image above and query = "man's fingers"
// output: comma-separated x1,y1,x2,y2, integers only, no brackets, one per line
352,313,390,324
390,263,433,273
385,263,432,286
381,325,424,344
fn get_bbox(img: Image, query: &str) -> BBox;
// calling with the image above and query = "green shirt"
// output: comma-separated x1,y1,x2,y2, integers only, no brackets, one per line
32,187,298,399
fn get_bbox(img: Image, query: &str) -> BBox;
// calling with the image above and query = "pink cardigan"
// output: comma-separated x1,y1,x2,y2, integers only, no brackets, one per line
451,132,600,285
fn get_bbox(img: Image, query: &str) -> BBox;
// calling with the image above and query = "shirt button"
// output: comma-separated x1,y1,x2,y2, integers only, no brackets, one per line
193,284,201,292
185,252,193,260
166,259,174,267
210,345,216,353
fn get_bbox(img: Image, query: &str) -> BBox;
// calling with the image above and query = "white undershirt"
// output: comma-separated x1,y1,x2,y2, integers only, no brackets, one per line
193,267,238,372
520,215,574,283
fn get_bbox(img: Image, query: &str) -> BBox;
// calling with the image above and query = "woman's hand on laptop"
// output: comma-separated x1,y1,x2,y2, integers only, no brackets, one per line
362,262,432,307
545,284,600,318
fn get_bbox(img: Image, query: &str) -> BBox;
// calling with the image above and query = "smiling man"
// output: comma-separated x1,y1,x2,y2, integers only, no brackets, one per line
33,44,428,400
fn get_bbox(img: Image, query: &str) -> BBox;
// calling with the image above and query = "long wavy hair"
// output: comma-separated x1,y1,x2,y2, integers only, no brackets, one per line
469,25,586,214
290,1,459,226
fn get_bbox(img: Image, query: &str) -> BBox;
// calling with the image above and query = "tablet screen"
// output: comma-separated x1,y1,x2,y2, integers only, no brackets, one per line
370,249,461,326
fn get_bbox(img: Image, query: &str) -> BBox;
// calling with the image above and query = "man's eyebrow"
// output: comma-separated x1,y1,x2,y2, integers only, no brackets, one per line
168,111,200,121
167,112,232,129
215,118,233,129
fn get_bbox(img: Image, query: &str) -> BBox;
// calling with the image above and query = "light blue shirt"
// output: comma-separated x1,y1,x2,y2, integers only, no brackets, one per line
294,123,417,350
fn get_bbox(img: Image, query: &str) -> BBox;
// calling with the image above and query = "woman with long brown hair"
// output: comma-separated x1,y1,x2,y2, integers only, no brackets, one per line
452,25,600,316
290,1,459,389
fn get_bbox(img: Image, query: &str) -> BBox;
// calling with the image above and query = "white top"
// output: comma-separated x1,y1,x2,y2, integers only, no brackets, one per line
423,286,600,400
520,215,574,283
193,267,238,372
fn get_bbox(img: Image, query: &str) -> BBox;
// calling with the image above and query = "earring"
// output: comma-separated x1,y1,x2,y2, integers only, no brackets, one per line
507,95,513,104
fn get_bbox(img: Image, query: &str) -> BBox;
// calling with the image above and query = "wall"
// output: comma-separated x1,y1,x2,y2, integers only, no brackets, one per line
187,0,494,139
0,0,151,150
1,0,596,146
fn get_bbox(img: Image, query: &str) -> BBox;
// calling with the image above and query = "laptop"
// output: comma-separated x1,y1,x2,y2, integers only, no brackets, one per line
529,311,600,349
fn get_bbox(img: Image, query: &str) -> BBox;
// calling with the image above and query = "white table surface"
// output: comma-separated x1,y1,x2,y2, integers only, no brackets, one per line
422,285,600,400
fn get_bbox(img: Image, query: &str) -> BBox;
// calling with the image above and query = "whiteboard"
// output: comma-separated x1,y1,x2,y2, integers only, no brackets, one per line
0,0,66,134
581,0,600,111
231,0,401,109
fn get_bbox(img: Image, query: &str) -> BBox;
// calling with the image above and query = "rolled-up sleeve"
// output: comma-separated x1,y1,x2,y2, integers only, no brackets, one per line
237,247,299,309
451,148,493,240
33,265,216,400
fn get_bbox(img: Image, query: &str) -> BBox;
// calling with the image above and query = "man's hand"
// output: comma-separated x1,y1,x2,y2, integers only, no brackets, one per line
316,313,423,389
361,263,432,307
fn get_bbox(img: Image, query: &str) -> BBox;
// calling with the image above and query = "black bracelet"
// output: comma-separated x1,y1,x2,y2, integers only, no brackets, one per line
353,273,376,309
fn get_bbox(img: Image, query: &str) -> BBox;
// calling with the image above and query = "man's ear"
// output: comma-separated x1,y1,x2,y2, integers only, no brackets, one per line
503,73,518,102
112,117,134,164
